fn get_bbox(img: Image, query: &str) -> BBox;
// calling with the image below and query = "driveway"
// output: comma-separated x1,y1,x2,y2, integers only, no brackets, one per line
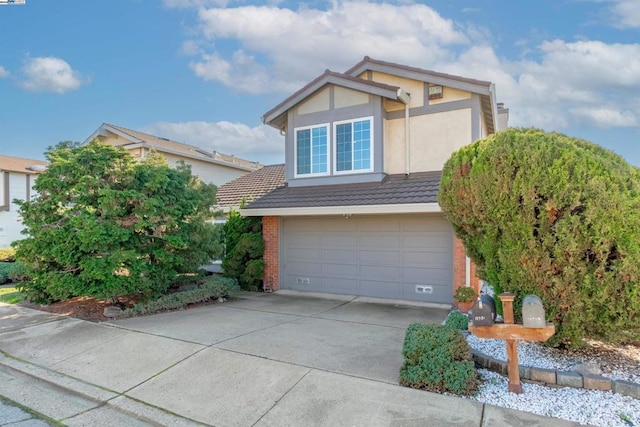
0,292,577,426
110,292,449,384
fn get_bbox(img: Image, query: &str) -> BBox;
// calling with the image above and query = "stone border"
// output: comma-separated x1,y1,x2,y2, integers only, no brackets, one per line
471,349,640,399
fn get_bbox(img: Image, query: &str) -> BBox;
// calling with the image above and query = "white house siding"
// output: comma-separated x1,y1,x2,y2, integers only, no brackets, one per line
0,172,36,248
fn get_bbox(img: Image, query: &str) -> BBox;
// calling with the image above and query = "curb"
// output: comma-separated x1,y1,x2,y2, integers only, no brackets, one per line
0,353,206,426
471,350,640,399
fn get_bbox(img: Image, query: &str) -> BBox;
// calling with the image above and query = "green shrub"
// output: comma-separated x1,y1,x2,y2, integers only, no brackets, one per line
121,275,239,317
222,209,265,291
8,261,30,283
0,248,15,262
14,142,222,304
400,323,478,396
444,311,469,330
0,263,12,284
439,128,640,348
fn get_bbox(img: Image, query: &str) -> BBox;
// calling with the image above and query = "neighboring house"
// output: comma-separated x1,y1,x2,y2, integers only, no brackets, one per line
83,123,262,186
241,56,509,305
215,164,285,213
0,155,48,248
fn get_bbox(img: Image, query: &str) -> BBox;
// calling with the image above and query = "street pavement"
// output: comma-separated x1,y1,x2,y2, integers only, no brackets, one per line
0,291,581,426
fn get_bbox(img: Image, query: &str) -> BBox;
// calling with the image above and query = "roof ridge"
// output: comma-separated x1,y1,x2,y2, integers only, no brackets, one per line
105,123,201,150
0,154,48,163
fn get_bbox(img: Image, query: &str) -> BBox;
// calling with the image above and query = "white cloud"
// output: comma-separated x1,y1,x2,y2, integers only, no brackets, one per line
174,1,640,132
20,57,87,94
609,0,640,28
187,2,468,94
0,66,9,78
141,120,284,165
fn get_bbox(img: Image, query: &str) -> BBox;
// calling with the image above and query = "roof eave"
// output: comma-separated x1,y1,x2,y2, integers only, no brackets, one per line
240,202,442,217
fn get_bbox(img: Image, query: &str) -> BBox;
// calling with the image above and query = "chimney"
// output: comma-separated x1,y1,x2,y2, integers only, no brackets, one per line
497,102,509,131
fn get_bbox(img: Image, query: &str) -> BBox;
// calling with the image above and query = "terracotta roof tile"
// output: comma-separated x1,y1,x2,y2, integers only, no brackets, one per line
0,155,48,174
244,171,441,209
216,164,285,208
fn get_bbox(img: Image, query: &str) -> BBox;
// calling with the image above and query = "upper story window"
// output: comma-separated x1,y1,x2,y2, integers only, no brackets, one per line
295,124,328,176
335,117,373,173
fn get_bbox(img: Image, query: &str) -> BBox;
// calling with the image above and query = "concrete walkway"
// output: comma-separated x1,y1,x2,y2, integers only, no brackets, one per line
0,293,580,426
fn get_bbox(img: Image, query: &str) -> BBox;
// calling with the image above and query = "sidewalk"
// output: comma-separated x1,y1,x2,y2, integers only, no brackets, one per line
0,295,580,426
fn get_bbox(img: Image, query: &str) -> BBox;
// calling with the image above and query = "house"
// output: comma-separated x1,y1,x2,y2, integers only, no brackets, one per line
0,155,48,248
241,56,508,305
83,123,262,186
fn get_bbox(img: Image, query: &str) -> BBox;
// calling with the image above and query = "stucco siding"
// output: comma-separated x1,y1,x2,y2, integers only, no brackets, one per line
297,87,330,115
384,108,472,174
160,153,247,186
0,172,36,247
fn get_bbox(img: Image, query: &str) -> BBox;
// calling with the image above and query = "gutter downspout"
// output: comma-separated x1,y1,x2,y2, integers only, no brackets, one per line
397,89,411,176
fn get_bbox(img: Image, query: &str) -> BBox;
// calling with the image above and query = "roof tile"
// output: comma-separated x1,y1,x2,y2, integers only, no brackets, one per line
216,164,285,208
244,171,442,209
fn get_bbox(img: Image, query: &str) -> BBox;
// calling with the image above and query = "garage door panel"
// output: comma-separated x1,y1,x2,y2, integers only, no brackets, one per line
360,265,400,281
321,263,359,278
322,234,358,247
359,280,403,298
403,251,450,266
282,215,452,303
358,218,400,232
285,247,320,261
322,249,358,262
287,261,322,275
403,266,450,282
359,235,401,248
322,220,358,233
403,233,450,248
360,250,401,264
321,277,359,294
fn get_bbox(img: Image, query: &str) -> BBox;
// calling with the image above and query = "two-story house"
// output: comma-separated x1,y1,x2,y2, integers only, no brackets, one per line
0,155,48,248
241,56,508,305
84,123,262,186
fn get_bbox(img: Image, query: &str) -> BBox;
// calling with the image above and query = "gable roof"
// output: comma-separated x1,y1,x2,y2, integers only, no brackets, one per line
216,164,285,210
84,123,262,172
242,171,442,216
262,69,407,131
346,56,498,134
263,56,498,134
0,155,48,174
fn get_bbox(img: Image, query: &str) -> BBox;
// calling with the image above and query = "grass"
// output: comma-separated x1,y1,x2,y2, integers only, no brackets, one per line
0,285,26,304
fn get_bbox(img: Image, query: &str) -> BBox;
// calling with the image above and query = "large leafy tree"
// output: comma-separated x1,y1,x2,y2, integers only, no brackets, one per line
438,128,640,348
15,141,223,303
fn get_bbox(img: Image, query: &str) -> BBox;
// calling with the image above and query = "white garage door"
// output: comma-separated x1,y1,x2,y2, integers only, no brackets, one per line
281,214,453,303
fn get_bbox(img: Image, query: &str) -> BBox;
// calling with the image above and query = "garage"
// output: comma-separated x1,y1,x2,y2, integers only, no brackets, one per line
281,214,453,304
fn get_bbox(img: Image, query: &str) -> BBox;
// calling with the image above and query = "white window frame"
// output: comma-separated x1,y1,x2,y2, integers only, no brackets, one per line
294,123,330,178
333,116,374,175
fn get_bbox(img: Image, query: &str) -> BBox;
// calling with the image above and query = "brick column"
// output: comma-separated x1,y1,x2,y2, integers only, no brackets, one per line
262,216,280,291
452,235,481,294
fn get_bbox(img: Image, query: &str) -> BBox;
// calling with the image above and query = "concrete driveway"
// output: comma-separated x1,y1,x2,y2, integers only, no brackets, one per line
0,292,577,426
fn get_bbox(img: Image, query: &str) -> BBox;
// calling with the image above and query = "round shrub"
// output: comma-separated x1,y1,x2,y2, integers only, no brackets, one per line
444,310,469,330
439,128,640,348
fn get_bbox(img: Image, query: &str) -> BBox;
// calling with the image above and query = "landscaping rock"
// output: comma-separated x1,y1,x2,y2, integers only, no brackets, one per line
103,306,123,318
569,361,602,376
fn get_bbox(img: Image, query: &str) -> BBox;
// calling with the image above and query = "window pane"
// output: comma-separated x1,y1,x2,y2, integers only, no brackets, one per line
312,127,327,173
336,123,352,171
353,120,370,170
297,129,311,175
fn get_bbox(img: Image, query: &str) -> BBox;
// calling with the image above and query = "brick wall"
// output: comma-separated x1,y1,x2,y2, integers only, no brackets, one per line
453,235,481,294
262,216,279,291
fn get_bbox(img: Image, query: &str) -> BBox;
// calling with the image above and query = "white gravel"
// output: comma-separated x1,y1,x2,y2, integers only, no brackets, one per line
465,335,640,426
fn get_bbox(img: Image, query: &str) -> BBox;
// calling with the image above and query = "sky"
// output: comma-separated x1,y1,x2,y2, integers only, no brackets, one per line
0,0,639,166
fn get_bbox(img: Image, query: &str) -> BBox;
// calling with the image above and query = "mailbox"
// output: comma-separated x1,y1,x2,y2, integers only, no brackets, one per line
522,295,546,328
471,295,496,326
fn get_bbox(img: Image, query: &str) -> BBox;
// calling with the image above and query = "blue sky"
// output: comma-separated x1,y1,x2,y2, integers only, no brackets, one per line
1,0,639,166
